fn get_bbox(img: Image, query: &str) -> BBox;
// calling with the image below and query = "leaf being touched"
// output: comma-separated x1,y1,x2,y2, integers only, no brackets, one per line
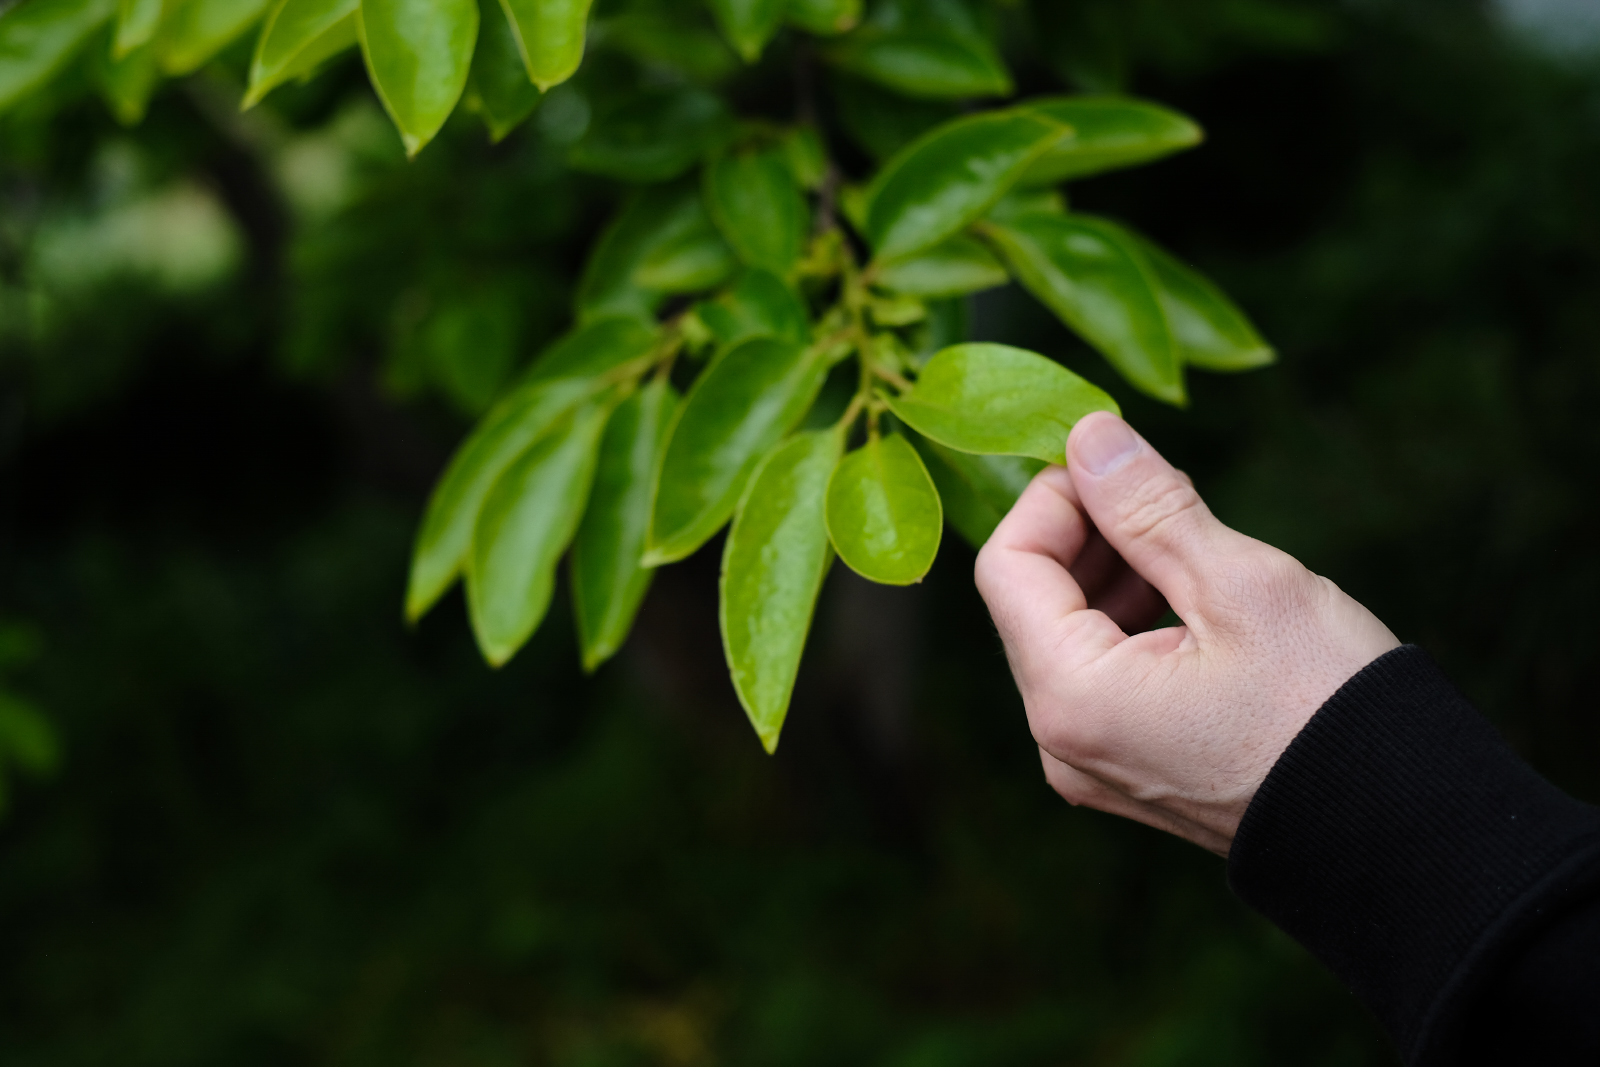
825,433,941,585
721,429,842,753
885,342,1117,464
358,0,478,156
468,391,618,666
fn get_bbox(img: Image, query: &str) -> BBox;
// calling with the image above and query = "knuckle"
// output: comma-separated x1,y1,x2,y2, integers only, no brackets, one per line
1117,476,1204,547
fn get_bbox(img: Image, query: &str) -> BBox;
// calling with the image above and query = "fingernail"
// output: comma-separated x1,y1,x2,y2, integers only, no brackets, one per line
1074,416,1140,476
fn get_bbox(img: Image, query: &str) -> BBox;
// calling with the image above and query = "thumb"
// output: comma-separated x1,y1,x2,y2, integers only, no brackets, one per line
1065,412,1236,620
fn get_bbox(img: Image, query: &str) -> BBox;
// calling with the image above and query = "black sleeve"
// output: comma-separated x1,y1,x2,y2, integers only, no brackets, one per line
1226,644,1600,1066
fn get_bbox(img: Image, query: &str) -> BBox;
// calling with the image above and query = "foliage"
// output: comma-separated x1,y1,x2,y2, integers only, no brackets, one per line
0,0,1278,751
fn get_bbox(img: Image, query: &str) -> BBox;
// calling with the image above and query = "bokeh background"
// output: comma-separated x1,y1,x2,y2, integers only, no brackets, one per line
3,0,1599,1062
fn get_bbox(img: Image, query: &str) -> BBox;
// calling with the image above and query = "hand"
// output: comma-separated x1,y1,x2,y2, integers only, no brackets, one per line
974,412,1399,855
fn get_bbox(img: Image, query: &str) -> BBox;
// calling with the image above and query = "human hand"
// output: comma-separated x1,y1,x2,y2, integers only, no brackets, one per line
974,412,1400,855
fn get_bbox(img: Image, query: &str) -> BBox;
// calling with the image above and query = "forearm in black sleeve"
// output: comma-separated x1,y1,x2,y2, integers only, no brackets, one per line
1225,644,1600,1066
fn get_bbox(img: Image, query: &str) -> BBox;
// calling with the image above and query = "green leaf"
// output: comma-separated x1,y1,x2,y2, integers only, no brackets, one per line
697,268,809,357
720,429,841,753
863,109,1070,262
406,377,598,622
462,0,540,141
884,342,1118,463
523,313,659,386
1021,95,1202,185
467,391,617,666
576,180,727,321
981,212,1183,405
0,691,58,775
826,70,955,160
113,0,161,56
704,144,808,276
0,0,116,114
825,433,941,585
568,86,732,182
873,233,1006,298
706,0,782,62
571,378,676,672
630,197,737,294
593,12,737,84
1136,235,1275,372
786,0,859,35
823,26,1010,99
99,39,158,124
985,185,1064,224
498,0,592,91
244,0,358,108
646,336,828,565
777,125,826,189
909,433,1040,548
358,0,477,157
157,0,272,76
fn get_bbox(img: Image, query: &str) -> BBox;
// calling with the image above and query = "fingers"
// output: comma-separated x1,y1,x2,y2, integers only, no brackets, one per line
1066,413,1239,621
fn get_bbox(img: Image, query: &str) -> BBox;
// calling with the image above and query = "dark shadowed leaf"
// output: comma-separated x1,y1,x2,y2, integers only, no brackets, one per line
568,87,733,181
523,315,660,384
825,433,941,584
576,180,728,321
595,12,738,83
720,429,841,753
631,199,738,295
704,145,808,276
358,0,477,155
826,70,956,160
787,0,858,35
463,0,540,141
1021,95,1202,185
697,268,810,358
823,26,1009,99
98,40,158,124
706,0,783,62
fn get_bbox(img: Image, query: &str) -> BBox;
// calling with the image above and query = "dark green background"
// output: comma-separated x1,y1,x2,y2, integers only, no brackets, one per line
2,0,1597,1062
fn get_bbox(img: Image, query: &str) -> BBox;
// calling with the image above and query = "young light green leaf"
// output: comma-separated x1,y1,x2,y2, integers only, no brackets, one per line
825,433,941,585
113,0,161,56
358,0,477,157
498,0,591,90
157,0,271,76
823,26,1010,100
571,378,677,672
704,144,807,276
244,0,358,109
1021,95,1203,185
786,0,859,35
523,314,659,384
873,233,1006,298
908,433,1041,548
706,0,783,62
576,180,722,321
462,0,539,141
864,110,1071,262
467,391,617,666
1136,235,1275,372
0,0,116,114
697,268,809,358
99,39,158,124
885,342,1118,463
720,429,842,753
406,377,597,622
568,87,733,182
982,212,1184,405
646,337,828,565
630,197,737,294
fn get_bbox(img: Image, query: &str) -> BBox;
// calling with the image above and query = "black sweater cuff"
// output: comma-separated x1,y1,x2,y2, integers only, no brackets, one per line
1227,644,1600,1065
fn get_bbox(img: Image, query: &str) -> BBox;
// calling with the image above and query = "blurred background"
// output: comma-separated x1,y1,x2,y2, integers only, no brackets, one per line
3,0,1599,1063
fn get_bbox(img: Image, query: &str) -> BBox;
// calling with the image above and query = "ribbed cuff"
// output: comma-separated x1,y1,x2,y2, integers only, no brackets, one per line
1227,645,1600,1064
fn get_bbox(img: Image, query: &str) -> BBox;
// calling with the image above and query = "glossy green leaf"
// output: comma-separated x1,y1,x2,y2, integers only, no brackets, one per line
825,433,941,585
1021,95,1202,185
99,39,157,124
571,378,677,672
982,212,1183,405
157,0,271,76
576,180,724,321
874,233,1006,298
498,0,591,91
786,0,859,35
1136,235,1275,372
406,377,597,622
985,185,1064,224
462,0,539,140
697,268,809,358
863,110,1070,262
358,0,477,157
720,429,841,753
523,314,660,385
706,0,782,62
909,433,1041,548
646,337,828,565
823,26,1010,100
0,0,115,113
704,145,807,276
827,70,955,160
244,0,358,108
568,87,732,182
885,342,1118,463
113,0,161,56
631,197,737,294
467,391,617,666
